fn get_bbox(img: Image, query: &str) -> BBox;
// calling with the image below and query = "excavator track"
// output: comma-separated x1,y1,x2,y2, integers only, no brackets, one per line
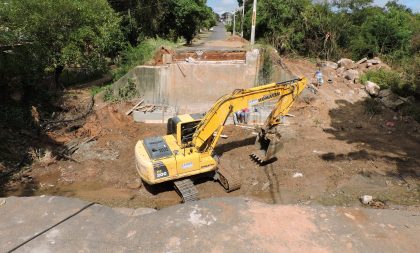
174,178,199,203
217,164,241,192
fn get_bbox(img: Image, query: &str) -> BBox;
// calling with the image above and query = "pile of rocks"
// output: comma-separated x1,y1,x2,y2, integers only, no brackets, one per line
320,57,412,110
320,57,383,84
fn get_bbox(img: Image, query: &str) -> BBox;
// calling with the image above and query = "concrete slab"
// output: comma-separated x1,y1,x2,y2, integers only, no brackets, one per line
1,196,419,253
0,196,90,252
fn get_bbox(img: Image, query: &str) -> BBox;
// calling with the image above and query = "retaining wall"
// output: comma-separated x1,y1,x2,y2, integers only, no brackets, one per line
113,50,260,113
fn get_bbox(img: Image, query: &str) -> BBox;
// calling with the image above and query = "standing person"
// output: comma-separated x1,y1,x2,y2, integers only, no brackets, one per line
233,110,242,125
313,69,324,87
240,108,250,124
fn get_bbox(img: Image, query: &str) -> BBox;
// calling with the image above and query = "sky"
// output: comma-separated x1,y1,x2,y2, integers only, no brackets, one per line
207,0,420,14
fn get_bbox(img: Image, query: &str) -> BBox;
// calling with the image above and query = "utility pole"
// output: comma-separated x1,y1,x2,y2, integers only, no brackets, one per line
233,11,236,35
250,0,257,45
241,0,246,38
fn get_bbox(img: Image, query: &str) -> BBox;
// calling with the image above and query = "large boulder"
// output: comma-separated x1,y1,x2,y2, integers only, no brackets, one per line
378,89,393,98
367,58,381,65
337,58,355,70
380,95,405,110
336,67,345,77
356,57,368,64
377,89,406,109
365,81,380,96
323,61,338,70
344,69,359,82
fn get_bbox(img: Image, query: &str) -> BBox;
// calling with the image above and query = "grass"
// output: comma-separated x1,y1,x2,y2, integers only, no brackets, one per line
360,69,400,89
360,68,416,97
361,68,419,122
90,84,112,96
96,78,138,102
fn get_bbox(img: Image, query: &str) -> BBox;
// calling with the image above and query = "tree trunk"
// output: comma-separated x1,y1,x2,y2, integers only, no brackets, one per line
54,65,65,89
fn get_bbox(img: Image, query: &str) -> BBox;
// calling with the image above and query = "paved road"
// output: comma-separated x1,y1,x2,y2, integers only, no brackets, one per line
206,22,227,42
1,196,419,252
181,22,243,51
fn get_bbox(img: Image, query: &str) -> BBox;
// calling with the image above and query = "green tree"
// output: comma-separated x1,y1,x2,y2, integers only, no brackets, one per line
0,0,123,88
171,0,207,44
350,4,414,59
302,2,353,59
332,0,373,12
108,0,216,45
248,0,310,53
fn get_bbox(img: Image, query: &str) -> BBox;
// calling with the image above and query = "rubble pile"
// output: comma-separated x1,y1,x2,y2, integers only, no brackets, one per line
319,57,413,110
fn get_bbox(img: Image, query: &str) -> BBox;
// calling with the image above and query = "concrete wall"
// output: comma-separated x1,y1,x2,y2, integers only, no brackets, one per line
113,66,168,105
168,52,259,112
112,50,260,114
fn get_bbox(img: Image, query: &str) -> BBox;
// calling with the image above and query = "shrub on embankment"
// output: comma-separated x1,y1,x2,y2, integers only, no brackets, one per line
112,38,178,81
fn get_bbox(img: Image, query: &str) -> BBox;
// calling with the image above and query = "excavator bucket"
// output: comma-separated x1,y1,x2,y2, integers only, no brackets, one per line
250,127,283,164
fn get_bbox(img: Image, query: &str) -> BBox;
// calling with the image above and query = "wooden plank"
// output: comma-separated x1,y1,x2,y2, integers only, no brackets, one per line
126,99,144,116
146,105,156,112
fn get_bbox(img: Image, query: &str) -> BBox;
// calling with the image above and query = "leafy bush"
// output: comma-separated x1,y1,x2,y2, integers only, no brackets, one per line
361,68,416,97
117,79,137,100
113,38,177,80
258,48,274,85
103,79,137,102
361,69,401,88
0,0,123,88
90,84,112,96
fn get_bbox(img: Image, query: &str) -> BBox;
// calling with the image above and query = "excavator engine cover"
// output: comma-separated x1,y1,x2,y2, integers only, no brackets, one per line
251,127,283,164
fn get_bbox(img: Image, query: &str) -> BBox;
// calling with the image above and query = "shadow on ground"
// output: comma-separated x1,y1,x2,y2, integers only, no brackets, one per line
0,86,67,197
322,99,420,178
214,136,255,155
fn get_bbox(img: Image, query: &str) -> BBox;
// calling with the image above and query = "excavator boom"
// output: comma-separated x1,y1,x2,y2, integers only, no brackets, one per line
192,77,307,162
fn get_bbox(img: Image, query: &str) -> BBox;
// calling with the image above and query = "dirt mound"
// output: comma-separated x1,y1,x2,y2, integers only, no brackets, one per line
153,47,176,65
204,36,248,48
226,35,249,43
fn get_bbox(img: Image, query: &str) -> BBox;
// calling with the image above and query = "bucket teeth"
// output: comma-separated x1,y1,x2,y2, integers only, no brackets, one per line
250,153,264,164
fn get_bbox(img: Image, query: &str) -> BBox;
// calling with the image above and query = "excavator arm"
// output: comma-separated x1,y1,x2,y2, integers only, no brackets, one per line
191,77,307,162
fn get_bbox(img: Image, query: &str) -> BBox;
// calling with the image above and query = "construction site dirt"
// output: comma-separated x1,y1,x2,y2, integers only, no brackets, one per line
2,58,419,211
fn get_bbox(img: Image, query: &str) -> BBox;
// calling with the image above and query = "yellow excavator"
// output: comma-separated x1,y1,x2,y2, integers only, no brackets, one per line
134,77,307,202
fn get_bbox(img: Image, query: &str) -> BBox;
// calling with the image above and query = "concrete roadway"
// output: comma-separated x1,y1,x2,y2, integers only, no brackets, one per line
1,196,419,252
206,22,228,42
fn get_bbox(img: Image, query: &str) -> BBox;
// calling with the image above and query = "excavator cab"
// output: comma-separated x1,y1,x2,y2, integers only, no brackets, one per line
167,113,205,146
